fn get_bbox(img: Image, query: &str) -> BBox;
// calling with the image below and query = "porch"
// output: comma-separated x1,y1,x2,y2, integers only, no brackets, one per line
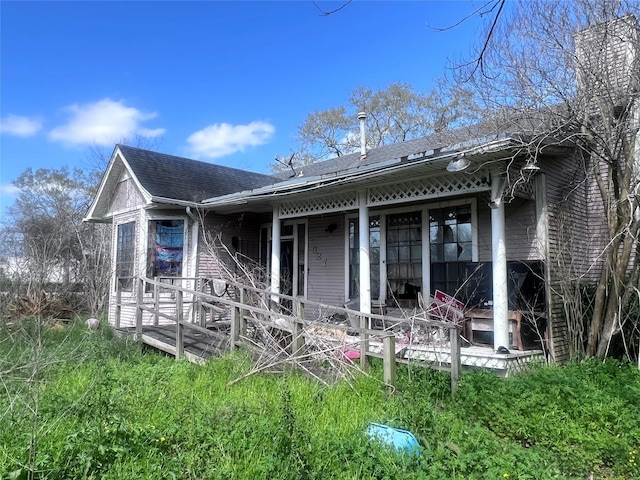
113,276,546,388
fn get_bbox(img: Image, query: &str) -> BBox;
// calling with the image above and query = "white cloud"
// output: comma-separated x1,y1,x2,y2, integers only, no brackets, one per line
0,114,42,137
48,98,165,146
187,121,275,159
0,183,21,196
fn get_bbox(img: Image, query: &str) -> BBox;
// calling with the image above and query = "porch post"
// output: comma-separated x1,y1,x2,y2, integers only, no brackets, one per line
358,191,371,315
490,170,509,351
271,206,281,300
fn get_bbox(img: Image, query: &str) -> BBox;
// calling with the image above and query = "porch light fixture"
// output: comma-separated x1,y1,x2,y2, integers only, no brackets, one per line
521,159,540,174
446,154,470,172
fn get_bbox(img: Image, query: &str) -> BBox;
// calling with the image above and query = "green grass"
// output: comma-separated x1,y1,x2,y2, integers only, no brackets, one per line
1,318,639,479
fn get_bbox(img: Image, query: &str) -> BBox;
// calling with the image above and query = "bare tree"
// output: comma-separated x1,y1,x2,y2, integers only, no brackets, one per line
273,82,480,171
460,0,640,359
2,167,111,316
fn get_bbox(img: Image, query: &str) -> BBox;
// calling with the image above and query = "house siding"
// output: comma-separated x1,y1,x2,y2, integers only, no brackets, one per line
197,212,264,280
108,176,145,214
476,197,540,263
305,215,346,320
542,152,589,362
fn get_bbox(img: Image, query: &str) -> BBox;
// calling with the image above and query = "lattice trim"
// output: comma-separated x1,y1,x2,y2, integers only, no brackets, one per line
369,174,489,206
513,179,535,199
279,191,358,218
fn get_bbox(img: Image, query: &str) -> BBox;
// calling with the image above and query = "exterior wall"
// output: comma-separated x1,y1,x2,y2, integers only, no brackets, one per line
109,176,145,212
197,211,263,280
107,204,199,327
305,214,346,319
476,197,540,263
542,152,590,362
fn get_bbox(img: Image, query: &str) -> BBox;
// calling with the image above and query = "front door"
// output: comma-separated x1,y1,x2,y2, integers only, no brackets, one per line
261,222,307,300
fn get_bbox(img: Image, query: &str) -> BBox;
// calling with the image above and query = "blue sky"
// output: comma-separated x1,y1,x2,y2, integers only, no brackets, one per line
0,1,487,215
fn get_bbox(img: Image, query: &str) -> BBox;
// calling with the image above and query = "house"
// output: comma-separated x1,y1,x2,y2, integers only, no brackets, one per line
84,16,640,364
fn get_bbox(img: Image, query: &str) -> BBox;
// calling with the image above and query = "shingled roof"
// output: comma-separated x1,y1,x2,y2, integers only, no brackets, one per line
118,144,277,203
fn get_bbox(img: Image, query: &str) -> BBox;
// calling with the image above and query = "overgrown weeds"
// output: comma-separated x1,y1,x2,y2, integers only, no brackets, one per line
1,319,638,479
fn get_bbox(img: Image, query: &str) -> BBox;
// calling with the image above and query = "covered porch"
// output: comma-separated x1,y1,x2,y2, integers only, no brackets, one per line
203,137,554,356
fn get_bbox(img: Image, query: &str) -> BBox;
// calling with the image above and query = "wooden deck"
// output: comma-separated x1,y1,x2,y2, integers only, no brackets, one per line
117,323,231,365
118,322,545,378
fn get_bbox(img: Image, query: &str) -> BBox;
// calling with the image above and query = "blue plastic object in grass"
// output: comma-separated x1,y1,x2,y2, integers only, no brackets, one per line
366,423,421,455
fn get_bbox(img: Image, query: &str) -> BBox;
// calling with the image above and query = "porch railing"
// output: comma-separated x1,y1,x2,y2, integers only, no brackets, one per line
114,275,462,392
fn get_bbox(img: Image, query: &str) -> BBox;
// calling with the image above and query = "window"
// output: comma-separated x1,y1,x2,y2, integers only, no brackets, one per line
148,220,184,278
429,205,472,297
115,221,135,291
348,216,380,300
387,212,422,301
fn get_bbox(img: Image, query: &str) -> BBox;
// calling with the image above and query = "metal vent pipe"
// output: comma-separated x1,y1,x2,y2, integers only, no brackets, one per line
358,112,367,158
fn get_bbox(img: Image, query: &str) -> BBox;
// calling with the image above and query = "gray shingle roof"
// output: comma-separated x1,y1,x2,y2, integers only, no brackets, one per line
118,145,278,203
292,121,510,179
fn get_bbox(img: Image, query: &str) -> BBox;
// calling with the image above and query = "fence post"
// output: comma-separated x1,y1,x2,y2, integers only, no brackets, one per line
115,280,122,329
291,299,305,357
176,289,184,359
359,314,368,369
239,286,248,337
383,334,397,389
230,303,240,350
135,277,143,337
197,279,205,327
450,325,461,394
153,277,159,326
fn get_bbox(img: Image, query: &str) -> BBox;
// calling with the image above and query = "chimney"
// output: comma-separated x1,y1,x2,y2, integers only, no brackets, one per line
358,112,367,159
574,15,640,108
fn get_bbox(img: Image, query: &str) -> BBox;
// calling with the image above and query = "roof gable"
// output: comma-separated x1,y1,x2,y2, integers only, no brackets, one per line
118,145,277,202
84,144,278,222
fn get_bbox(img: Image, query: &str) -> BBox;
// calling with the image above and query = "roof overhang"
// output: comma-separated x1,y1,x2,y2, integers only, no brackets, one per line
201,134,571,214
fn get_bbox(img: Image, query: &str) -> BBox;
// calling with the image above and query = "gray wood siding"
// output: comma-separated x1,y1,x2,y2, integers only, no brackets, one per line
108,177,144,215
541,152,590,362
305,214,346,320
476,197,540,263
197,212,263,281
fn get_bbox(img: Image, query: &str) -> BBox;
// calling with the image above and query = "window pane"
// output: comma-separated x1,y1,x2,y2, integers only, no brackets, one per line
443,225,455,243
150,219,184,278
459,243,472,261
444,243,458,261
281,224,294,236
430,244,443,262
430,225,442,243
116,222,135,290
458,223,472,243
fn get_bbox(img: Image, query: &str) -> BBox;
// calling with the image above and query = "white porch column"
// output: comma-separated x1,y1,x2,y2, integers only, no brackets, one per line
358,191,371,315
491,170,509,351
270,206,281,300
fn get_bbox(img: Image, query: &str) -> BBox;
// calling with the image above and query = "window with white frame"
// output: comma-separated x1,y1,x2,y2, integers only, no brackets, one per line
429,204,472,297
386,211,422,301
115,221,135,291
148,219,185,278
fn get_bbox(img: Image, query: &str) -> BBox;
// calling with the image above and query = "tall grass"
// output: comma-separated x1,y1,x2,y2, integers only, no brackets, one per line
1,319,638,479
